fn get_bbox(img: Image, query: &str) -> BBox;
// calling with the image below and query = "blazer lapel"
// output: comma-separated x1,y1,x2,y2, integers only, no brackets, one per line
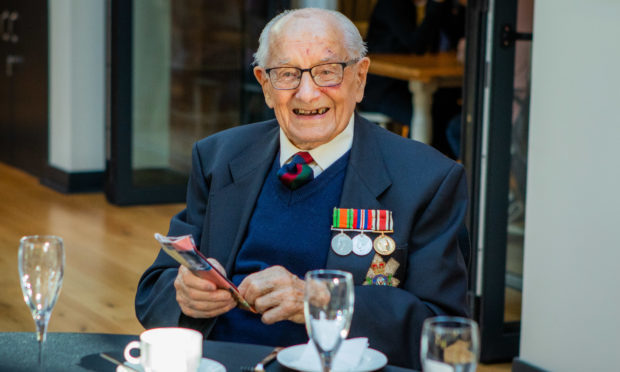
207,123,279,273
326,114,393,284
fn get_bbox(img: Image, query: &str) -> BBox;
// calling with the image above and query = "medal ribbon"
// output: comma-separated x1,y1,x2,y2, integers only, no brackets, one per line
333,208,354,229
374,209,393,232
332,208,393,232
379,210,387,231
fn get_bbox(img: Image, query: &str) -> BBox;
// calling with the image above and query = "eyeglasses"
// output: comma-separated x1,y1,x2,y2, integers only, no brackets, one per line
265,59,359,90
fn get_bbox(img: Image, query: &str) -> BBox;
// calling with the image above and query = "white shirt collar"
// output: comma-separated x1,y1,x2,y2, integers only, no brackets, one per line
279,114,354,176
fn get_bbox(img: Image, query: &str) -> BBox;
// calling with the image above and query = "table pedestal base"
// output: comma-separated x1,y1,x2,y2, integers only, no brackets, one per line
409,80,438,144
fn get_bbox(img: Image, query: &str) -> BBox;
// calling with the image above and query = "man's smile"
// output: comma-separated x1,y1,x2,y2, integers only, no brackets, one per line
293,107,330,116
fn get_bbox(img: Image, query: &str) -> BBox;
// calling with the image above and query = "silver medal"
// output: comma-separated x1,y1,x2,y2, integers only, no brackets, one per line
352,233,373,256
331,232,353,256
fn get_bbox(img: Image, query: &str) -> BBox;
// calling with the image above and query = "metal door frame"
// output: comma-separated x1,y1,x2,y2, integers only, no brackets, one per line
463,0,524,362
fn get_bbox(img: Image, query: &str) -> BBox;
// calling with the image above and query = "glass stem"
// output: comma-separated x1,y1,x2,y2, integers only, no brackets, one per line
35,314,50,372
38,340,43,372
320,351,335,372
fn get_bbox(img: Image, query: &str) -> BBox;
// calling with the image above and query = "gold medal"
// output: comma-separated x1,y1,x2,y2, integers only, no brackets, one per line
373,233,396,255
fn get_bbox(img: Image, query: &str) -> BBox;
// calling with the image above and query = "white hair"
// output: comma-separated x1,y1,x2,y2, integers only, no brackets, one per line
253,8,367,67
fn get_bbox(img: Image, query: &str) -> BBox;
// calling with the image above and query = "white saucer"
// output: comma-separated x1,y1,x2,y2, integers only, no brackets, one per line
116,357,226,372
277,344,388,372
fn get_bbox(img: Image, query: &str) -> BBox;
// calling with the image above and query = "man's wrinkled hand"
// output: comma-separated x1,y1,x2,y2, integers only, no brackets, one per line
174,261,236,319
238,266,305,324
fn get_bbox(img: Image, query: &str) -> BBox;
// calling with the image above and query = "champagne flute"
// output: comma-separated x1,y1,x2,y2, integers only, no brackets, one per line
420,316,480,372
304,269,354,372
18,235,65,372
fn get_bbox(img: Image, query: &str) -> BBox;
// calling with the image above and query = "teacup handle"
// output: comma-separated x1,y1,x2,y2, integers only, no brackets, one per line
123,340,142,365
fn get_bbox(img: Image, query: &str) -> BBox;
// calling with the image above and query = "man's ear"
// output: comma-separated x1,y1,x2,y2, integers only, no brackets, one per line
253,66,274,108
354,57,370,103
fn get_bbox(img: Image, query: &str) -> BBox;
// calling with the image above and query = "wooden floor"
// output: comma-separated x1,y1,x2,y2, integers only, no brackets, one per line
0,162,184,334
0,162,511,371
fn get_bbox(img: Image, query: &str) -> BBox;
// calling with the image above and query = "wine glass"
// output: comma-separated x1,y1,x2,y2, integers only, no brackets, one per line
18,235,65,372
304,269,354,372
420,316,480,372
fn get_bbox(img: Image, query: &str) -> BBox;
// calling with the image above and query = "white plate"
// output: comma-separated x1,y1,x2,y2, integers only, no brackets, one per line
277,344,388,372
116,357,226,372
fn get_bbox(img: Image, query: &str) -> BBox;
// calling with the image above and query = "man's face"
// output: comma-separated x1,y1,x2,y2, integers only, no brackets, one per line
254,16,370,150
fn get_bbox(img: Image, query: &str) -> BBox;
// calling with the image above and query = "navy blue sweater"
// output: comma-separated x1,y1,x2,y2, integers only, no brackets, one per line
209,151,349,346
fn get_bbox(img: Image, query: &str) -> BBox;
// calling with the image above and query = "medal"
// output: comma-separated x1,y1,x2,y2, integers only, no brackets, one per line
351,209,373,256
331,232,353,256
352,233,373,255
331,208,355,255
371,210,395,255
373,233,396,255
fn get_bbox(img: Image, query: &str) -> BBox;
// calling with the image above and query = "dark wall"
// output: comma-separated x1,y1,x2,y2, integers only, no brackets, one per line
0,1,49,177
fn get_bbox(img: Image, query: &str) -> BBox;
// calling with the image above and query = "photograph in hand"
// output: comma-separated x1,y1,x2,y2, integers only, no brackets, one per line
154,233,256,313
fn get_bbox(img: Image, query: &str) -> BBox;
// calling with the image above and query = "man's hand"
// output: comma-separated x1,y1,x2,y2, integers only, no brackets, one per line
238,266,305,324
174,260,236,319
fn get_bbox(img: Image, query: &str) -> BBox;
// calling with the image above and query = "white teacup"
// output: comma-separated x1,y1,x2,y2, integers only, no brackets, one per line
124,327,203,372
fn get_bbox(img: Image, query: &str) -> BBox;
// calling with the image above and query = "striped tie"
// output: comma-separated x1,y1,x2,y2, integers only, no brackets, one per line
277,152,314,190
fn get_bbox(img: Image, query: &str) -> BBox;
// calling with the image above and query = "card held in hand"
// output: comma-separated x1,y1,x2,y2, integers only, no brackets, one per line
154,233,256,313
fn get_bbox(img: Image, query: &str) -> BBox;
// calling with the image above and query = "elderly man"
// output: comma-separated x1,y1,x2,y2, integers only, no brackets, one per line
135,8,468,370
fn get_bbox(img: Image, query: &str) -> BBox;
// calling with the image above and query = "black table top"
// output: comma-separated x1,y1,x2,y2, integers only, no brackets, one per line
0,332,415,372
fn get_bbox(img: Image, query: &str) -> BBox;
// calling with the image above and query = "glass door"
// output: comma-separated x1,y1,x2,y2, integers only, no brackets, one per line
106,0,286,205
462,0,533,362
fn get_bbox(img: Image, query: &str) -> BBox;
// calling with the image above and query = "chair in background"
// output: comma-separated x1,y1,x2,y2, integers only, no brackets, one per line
357,110,391,128
357,110,410,138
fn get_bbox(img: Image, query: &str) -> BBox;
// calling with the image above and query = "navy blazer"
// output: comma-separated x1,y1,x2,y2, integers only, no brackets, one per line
135,114,468,369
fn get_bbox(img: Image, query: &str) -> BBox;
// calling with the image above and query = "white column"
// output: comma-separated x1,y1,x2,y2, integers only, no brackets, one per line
520,1,620,371
49,0,105,172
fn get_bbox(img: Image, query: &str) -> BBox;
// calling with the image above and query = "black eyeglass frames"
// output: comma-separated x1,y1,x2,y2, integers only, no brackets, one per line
265,59,360,90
